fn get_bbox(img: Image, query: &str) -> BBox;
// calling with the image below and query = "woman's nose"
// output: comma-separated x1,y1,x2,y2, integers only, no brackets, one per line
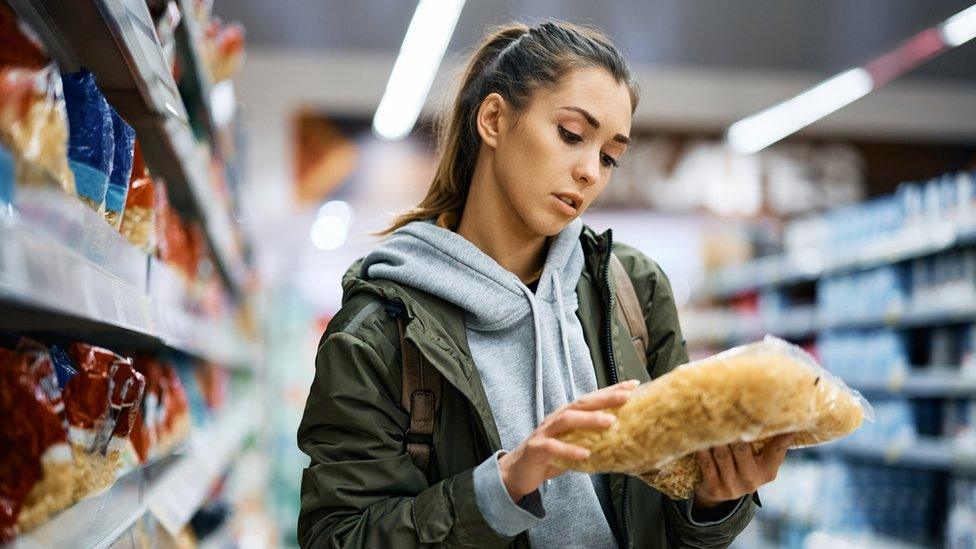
573,153,601,186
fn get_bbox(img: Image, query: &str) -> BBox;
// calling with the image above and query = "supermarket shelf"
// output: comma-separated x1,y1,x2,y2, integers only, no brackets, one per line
696,218,976,301
850,370,976,397
804,436,976,474
8,398,255,549
7,0,247,298
826,299,976,331
0,189,253,368
684,299,976,347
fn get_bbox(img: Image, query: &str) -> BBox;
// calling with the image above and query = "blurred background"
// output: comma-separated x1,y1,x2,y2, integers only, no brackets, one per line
1,1,975,548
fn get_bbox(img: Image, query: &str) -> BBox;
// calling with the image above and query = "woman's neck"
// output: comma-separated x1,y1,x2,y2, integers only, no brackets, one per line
456,160,550,284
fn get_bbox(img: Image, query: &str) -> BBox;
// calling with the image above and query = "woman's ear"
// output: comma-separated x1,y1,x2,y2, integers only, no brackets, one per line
476,92,506,149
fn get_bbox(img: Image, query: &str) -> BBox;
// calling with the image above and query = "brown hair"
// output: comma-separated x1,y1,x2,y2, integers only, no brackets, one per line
378,20,639,235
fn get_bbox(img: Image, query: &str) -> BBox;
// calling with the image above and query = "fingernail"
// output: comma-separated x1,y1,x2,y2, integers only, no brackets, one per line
734,443,749,453
579,449,591,458
626,379,640,386
602,413,617,424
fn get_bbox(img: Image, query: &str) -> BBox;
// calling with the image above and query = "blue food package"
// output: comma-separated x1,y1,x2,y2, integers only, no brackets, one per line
105,108,135,224
61,69,114,209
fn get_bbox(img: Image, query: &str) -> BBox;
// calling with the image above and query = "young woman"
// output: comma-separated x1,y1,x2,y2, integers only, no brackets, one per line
298,21,793,548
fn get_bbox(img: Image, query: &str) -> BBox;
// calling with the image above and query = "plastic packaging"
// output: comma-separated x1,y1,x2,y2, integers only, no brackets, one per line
155,180,196,279
61,69,114,212
120,141,156,252
0,67,75,194
205,19,245,82
0,339,74,540
63,343,144,498
555,335,873,499
104,108,135,229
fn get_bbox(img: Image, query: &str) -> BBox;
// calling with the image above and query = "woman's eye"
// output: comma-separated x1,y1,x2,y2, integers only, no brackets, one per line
601,153,619,168
558,125,583,144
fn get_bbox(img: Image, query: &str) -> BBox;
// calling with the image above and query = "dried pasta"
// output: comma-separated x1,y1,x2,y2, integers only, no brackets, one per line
555,335,872,499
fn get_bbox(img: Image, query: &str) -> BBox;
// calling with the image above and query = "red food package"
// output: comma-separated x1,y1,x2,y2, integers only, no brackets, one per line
130,355,164,463
63,344,145,499
119,141,156,253
0,341,73,540
0,3,47,69
64,344,114,444
65,344,144,454
154,180,195,279
106,359,145,446
0,373,45,542
159,363,190,448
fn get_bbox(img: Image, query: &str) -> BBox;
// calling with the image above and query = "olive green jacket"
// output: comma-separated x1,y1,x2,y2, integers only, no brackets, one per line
298,226,756,548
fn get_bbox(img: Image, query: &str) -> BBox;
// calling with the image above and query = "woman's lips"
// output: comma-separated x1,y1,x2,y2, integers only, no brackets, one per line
551,193,579,216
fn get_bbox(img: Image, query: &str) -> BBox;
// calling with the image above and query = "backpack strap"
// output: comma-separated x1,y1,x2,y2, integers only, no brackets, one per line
610,252,649,368
388,302,442,475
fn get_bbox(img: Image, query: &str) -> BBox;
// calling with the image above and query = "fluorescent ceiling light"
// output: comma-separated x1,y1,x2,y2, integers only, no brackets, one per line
940,3,976,46
372,0,466,140
727,2,976,154
727,68,873,154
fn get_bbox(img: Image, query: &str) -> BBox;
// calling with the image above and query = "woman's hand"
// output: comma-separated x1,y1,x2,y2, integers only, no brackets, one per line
693,432,796,509
497,379,640,502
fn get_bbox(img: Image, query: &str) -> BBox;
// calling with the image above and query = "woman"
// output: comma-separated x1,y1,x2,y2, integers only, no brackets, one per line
298,21,793,548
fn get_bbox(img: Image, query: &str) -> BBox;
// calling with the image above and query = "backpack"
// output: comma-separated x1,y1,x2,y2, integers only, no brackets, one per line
391,252,650,475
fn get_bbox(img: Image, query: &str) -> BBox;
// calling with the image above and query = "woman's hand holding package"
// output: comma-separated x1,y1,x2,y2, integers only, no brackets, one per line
497,380,640,502
692,432,796,510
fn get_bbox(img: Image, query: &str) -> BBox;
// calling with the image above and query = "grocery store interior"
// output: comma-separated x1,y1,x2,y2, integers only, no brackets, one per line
1,0,976,548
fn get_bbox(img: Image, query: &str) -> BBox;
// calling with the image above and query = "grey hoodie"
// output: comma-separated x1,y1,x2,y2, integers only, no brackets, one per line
361,217,617,548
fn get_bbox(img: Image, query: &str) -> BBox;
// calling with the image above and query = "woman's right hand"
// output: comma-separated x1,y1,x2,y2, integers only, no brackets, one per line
497,379,640,502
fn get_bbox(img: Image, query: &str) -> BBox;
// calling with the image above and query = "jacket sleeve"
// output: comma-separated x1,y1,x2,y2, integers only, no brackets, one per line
621,245,758,548
297,330,513,548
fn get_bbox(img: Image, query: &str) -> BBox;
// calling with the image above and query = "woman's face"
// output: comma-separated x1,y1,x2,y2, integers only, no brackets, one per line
490,67,633,237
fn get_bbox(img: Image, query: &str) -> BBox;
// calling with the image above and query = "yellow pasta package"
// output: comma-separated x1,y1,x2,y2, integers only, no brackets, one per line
555,335,873,499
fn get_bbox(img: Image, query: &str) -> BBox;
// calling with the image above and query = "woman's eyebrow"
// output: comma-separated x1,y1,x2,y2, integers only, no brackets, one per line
558,106,630,145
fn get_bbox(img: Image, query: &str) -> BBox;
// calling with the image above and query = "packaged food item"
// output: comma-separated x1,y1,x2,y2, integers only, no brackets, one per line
0,67,75,193
0,339,74,538
104,108,135,229
61,69,114,212
0,3,47,69
555,335,873,499
63,343,144,498
130,355,163,463
120,142,157,252
155,181,195,279
160,363,191,449
208,20,244,82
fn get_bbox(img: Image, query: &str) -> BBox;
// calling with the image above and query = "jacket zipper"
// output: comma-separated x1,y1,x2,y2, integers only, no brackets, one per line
600,230,631,549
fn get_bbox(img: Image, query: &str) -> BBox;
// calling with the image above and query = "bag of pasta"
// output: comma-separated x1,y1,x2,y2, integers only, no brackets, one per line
555,335,873,499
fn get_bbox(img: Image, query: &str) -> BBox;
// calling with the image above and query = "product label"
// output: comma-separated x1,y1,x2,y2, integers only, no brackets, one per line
69,159,109,205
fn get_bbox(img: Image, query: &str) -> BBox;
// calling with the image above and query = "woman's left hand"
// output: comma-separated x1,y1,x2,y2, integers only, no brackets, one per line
693,432,796,509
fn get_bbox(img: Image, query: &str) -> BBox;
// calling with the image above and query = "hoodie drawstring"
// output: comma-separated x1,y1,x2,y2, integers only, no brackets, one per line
552,273,578,401
517,284,547,432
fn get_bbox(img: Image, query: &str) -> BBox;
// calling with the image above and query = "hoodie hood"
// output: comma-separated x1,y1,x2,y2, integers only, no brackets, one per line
362,218,586,332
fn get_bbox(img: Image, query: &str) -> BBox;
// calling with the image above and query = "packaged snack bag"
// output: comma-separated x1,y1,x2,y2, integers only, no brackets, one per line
104,108,135,229
555,336,873,499
61,69,114,212
0,67,75,194
119,141,156,252
63,343,144,498
0,340,73,537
